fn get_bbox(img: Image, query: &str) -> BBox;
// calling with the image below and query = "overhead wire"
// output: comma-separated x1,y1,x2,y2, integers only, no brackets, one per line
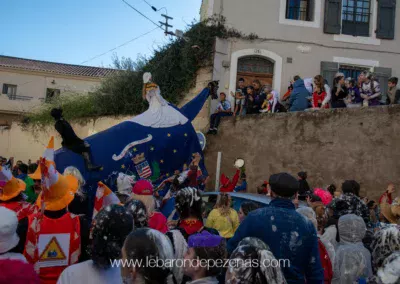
121,0,163,30
80,27,159,64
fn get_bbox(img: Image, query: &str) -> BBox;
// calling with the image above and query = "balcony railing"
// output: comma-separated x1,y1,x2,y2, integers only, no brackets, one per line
5,94,34,101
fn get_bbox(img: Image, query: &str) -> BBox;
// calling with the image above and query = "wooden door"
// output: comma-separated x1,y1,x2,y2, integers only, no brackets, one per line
237,71,273,88
236,56,274,89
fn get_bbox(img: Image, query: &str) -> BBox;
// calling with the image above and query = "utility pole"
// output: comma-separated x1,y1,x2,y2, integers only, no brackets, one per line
159,14,175,36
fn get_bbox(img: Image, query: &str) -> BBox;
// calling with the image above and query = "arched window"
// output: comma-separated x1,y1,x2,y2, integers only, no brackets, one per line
238,57,274,74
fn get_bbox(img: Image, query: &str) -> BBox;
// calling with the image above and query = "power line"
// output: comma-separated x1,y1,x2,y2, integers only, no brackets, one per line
80,27,159,64
141,0,154,9
121,0,162,30
140,0,168,14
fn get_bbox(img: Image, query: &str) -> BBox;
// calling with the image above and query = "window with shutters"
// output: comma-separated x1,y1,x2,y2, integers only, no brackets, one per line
2,84,17,100
286,0,313,21
342,0,371,36
325,0,396,44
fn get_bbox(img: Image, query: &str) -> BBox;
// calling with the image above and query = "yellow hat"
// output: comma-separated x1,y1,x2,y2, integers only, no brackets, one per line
36,163,78,211
0,166,26,201
29,136,55,180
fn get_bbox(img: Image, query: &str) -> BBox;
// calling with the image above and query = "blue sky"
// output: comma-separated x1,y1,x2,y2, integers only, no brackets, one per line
0,0,202,67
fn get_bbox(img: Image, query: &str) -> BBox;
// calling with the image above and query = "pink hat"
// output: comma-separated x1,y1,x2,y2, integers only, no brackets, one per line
132,180,153,196
314,188,333,206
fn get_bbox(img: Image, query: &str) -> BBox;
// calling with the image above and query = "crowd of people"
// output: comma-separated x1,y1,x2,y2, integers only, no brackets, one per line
207,72,400,134
1,145,400,284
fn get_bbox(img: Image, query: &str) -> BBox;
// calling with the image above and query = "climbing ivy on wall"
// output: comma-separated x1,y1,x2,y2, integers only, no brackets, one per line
23,16,258,128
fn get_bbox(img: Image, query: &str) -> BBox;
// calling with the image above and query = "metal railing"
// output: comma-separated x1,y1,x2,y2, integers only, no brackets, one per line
6,94,34,101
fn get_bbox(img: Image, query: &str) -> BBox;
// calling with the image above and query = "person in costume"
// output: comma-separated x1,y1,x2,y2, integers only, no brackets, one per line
50,107,101,171
173,187,219,240
130,179,168,233
19,160,90,284
183,231,226,284
219,169,240,193
0,207,28,262
130,72,189,128
205,193,240,239
121,228,175,284
16,163,36,203
226,237,287,284
0,166,36,221
58,205,133,284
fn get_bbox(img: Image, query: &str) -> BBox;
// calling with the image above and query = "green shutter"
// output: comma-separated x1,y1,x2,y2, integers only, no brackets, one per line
321,61,339,87
374,67,392,103
324,0,342,34
376,0,396,39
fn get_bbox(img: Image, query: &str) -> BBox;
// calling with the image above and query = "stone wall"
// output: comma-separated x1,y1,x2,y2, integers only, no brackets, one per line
204,106,400,200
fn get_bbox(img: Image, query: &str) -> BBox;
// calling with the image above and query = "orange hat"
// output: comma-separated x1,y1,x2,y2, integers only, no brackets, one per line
29,136,55,180
36,163,78,211
0,166,26,201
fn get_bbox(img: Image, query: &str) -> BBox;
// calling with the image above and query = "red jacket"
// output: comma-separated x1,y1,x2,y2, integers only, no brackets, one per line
313,91,329,108
220,170,240,193
318,239,333,283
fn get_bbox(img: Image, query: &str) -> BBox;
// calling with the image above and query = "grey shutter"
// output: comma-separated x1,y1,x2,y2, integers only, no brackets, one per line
376,0,396,39
321,61,339,87
324,0,342,34
2,84,7,94
374,67,392,104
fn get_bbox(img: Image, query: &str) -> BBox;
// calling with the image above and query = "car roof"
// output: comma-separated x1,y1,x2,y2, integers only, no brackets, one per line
202,192,308,207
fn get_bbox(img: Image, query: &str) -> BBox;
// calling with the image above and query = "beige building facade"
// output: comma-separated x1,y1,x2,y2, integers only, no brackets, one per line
201,0,400,107
0,56,117,122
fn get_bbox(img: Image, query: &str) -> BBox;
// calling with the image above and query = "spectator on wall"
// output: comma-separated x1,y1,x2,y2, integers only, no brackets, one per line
289,76,310,112
230,89,246,117
386,77,400,105
207,92,232,135
360,71,381,107
345,78,362,108
238,77,247,96
246,86,256,114
314,75,331,108
331,73,348,109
